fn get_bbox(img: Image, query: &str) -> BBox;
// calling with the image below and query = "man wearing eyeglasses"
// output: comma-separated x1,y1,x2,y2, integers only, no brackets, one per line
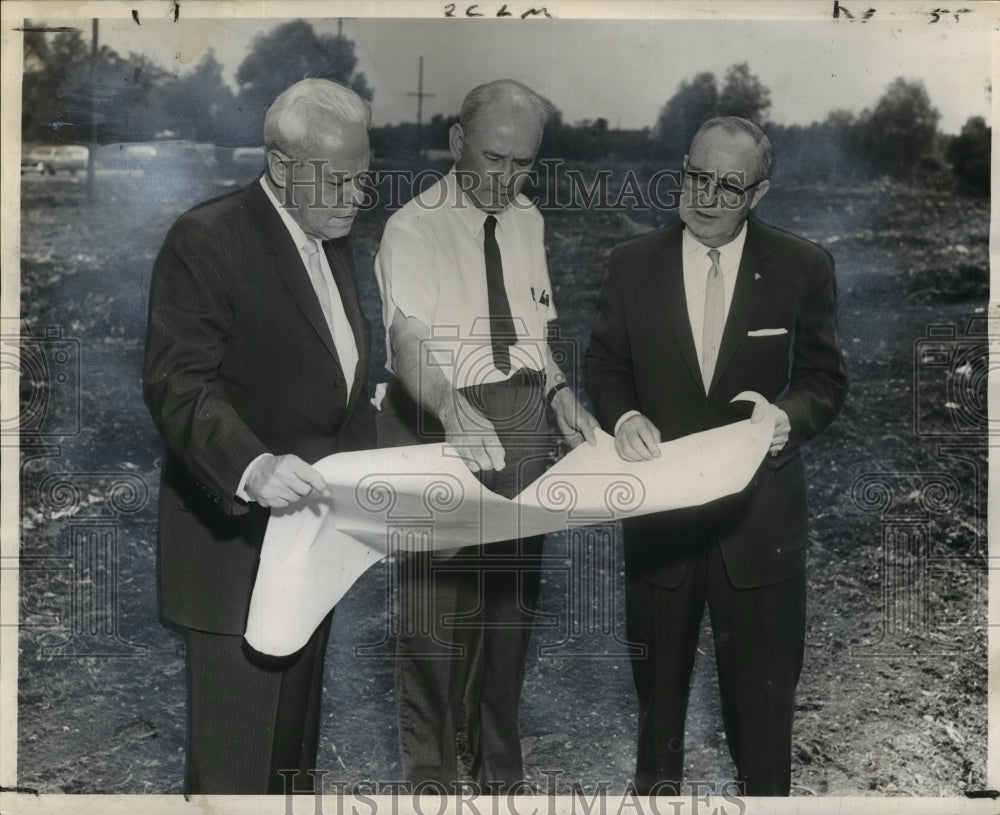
584,117,846,796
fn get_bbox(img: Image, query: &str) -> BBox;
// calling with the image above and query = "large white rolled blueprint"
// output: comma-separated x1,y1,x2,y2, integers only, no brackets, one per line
245,392,774,656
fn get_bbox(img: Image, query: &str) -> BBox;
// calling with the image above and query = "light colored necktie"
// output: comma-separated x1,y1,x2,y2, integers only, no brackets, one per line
303,239,358,396
701,248,723,390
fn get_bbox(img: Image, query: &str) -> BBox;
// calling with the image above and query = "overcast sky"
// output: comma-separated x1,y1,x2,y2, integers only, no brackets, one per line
54,5,995,134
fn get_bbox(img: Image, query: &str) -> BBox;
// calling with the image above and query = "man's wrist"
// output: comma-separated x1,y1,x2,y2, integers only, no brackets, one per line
613,410,642,435
237,452,273,501
545,381,568,406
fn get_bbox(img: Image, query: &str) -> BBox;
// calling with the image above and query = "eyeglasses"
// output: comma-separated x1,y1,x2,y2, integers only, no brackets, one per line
683,167,766,202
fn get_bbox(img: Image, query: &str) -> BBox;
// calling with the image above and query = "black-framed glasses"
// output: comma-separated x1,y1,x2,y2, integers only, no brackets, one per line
683,167,766,200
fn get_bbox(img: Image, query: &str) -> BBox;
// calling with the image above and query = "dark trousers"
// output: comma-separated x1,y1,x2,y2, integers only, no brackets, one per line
381,373,556,788
183,612,333,795
626,545,806,796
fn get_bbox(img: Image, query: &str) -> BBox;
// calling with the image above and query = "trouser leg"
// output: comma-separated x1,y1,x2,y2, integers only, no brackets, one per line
396,549,479,785
464,535,544,789
707,546,806,796
184,611,333,795
626,558,706,795
390,373,555,787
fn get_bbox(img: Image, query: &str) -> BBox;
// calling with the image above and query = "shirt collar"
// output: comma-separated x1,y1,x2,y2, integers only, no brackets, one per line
446,166,518,238
260,173,316,252
682,221,749,267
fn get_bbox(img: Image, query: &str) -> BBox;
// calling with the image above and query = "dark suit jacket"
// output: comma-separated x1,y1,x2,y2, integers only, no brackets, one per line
143,180,374,635
584,218,846,590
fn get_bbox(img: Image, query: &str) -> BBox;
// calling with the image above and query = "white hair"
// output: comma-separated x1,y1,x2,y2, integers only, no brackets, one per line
264,78,371,158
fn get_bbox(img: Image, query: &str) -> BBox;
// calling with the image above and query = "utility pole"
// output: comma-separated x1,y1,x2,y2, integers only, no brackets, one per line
407,57,435,159
86,18,98,202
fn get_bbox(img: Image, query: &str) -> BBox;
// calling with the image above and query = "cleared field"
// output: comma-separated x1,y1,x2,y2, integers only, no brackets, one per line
14,165,988,796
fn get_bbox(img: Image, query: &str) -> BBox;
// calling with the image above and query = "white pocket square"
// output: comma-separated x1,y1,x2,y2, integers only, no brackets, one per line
747,328,788,337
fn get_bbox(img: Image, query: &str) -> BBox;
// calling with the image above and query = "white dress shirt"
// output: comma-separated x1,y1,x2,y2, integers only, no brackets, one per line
681,222,747,367
375,168,556,388
614,222,748,434
238,177,359,500
260,176,358,394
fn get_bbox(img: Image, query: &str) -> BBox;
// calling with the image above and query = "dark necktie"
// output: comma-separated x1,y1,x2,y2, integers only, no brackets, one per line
484,214,516,374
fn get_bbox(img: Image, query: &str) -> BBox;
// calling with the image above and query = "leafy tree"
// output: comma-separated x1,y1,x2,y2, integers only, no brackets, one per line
96,51,174,141
234,19,374,145
652,64,771,159
426,112,458,150
946,116,990,196
767,111,870,184
22,28,88,142
21,25,169,143
718,62,771,123
157,50,240,143
652,71,718,158
856,77,940,178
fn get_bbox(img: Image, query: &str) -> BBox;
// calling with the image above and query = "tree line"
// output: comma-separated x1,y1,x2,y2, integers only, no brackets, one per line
22,20,372,148
21,20,988,195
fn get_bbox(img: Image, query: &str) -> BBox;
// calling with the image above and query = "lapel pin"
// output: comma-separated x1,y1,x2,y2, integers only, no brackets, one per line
754,273,762,281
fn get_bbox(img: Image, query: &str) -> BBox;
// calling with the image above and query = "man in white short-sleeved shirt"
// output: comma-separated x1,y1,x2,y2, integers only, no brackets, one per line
375,79,597,789
378,167,554,391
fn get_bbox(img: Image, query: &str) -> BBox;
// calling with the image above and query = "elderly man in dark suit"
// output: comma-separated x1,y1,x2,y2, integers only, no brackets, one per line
144,79,374,795
584,117,846,796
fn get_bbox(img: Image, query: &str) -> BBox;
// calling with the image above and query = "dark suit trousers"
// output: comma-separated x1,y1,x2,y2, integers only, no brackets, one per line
183,611,333,795
382,374,556,788
626,544,806,796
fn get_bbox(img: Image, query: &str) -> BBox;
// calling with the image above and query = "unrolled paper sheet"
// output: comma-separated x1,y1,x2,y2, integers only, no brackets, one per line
245,392,773,655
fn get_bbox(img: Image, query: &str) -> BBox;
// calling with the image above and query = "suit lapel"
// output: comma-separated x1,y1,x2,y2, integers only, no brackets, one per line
323,237,370,411
248,182,342,366
659,227,703,390
709,219,770,394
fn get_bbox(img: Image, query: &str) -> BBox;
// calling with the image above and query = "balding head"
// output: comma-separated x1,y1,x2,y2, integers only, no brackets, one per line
449,79,553,213
459,79,554,138
690,116,773,183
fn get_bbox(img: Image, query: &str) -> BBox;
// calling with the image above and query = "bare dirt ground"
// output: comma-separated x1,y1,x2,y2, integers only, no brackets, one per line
13,165,988,798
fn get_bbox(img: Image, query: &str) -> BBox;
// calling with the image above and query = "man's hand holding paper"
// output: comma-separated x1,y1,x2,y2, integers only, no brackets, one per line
245,391,775,656
549,382,600,450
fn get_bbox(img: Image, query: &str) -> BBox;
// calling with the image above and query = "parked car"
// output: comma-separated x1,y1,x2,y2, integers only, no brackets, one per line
97,141,215,176
21,144,89,175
